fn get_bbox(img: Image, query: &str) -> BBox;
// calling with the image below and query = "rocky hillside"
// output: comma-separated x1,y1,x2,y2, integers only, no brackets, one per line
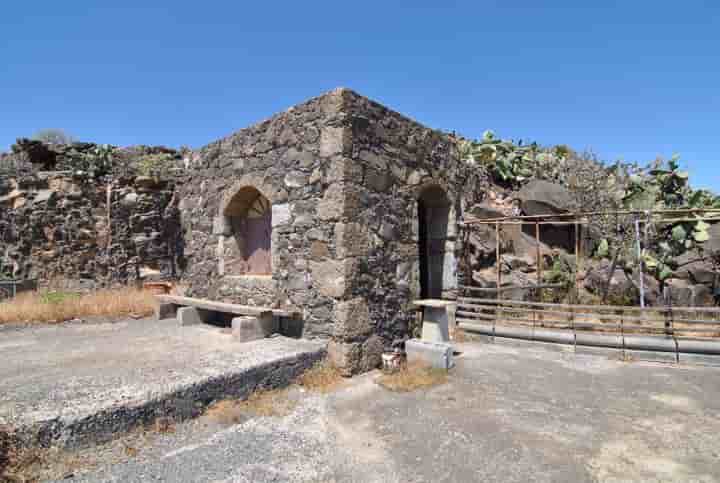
459,131,720,306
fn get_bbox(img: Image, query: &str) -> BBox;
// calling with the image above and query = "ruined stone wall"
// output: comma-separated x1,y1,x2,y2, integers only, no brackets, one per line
0,172,182,288
179,90,352,338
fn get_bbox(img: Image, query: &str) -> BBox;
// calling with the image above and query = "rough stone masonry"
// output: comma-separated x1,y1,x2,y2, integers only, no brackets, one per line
180,88,486,374
0,142,185,287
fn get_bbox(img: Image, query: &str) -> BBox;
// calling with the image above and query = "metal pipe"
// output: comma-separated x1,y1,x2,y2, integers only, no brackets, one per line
460,322,720,355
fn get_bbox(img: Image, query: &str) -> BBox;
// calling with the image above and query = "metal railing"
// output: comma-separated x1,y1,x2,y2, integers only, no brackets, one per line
456,286,720,360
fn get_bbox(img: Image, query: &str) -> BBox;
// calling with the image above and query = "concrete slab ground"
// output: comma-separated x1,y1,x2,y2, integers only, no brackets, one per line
0,318,324,449
47,337,720,482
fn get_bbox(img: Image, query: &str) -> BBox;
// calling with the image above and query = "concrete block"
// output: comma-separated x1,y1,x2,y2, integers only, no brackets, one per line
177,307,214,326
233,316,265,342
156,303,178,321
405,338,454,370
259,312,280,335
232,313,279,342
280,316,304,338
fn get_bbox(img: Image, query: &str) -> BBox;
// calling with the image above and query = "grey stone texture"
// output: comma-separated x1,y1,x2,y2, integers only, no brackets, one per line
0,170,183,287
179,88,481,374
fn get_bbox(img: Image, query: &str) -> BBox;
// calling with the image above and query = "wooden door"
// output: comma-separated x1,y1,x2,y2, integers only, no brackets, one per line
242,195,271,275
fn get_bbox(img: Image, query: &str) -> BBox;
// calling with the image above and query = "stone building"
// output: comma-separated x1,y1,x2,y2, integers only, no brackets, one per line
179,88,484,373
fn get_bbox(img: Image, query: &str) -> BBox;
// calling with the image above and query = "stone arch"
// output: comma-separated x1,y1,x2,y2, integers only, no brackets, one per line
220,183,273,276
219,175,276,218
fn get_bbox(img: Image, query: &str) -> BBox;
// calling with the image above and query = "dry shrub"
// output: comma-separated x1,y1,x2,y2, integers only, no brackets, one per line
204,388,294,426
0,287,157,324
297,359,344,393
377,362,448,392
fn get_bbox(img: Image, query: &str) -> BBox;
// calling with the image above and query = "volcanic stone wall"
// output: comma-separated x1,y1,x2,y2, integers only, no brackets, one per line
179,89,352,341
323,90,483,372
0,172,182,288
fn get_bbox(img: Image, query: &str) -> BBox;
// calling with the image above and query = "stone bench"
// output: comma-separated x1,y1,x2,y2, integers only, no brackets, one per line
155,295,303,342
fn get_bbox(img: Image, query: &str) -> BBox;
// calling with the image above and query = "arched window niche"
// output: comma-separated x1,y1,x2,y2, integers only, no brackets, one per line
220,186,272,276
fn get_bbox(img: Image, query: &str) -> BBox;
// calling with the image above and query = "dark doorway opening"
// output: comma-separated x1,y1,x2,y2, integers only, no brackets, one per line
418,186,450,299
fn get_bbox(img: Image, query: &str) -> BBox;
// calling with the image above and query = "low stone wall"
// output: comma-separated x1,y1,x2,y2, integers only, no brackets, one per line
0,172,183,288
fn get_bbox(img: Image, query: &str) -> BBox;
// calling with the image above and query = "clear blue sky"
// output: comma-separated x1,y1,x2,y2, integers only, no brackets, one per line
2,1,718,190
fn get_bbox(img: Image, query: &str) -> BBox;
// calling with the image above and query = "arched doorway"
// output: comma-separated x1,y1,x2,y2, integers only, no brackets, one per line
223,187,272,275
418,186,451,299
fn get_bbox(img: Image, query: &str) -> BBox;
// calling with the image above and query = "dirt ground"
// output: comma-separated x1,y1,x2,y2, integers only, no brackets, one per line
15,337,719,483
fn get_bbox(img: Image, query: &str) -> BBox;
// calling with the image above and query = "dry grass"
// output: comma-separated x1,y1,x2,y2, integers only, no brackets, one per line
204,388,295,426
377,362,448,393
204,359,344,427
296,359,345,393
2,445,93,483
0,287,156,324
1,415,184,482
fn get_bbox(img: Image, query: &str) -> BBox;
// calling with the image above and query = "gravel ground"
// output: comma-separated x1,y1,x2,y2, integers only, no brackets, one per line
35,338,720,483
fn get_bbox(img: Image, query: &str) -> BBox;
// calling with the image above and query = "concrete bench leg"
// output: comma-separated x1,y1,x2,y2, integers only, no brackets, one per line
232,316,265,342
232,313,280,342
280,315,304,338
156,303,179,321
177,307,214,326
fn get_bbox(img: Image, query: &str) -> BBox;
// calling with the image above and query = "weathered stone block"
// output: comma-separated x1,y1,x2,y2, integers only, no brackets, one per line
334,222,370,258
284,171,307,188
271,203,291,227
232,313,278,342
177,306,214,326
365,167,392,192
328,334,383,376
310,260,345,298
310,240,330,259
156,303,178,321
317,183,344,221
333,297,373,341
232,316,264,342
212,216,230,235
358,150,388,170
320,126,345,158
405,338,454,370
326,157,363,183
